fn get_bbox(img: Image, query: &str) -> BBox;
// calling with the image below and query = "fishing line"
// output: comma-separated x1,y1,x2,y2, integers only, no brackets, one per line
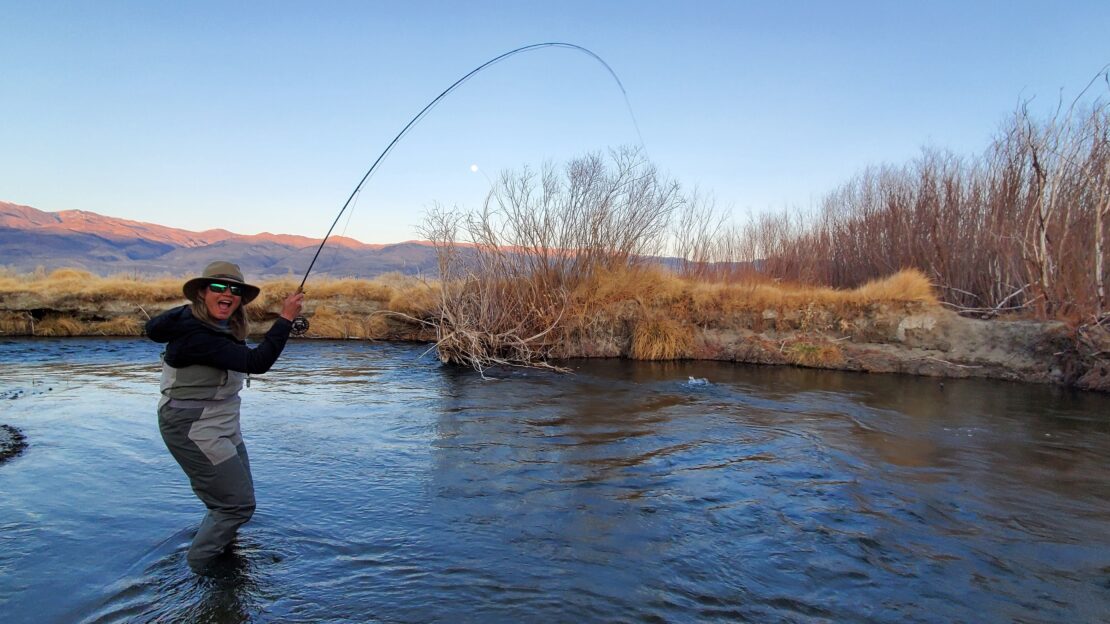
322,187,362,278
291,42,643,335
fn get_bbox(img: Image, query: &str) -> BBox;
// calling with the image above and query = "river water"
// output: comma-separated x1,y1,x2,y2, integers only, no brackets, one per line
0,338,1107,623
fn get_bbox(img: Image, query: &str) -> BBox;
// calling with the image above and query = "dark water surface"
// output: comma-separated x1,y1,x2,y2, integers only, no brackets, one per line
0,338,1108,623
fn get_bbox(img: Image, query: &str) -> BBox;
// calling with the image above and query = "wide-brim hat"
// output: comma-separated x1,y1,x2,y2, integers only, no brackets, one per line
182,261,261,305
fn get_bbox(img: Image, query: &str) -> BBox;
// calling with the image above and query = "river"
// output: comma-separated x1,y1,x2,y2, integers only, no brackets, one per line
0,338,1107,623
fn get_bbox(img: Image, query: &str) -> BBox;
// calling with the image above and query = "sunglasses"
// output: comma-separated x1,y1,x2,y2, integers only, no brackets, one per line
207,282,244,296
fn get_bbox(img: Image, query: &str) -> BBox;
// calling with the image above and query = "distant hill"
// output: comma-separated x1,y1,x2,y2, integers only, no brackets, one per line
0,201,439,278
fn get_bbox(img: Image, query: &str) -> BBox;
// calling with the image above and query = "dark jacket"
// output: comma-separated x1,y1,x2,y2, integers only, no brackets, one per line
146,305,293,374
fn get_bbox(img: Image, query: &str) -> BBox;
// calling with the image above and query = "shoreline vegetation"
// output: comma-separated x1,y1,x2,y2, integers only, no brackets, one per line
0,264,1105,392
1,94,1107,392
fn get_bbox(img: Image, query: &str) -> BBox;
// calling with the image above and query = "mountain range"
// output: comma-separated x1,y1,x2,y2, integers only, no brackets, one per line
0,201,439,278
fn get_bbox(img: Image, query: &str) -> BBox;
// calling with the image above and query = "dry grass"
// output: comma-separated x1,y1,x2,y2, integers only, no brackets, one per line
295,305,391,340
251,278,300,311
385,280,439,317
35,315,85,337
0,261,937,365
303,278,395,302
0,270,431,309
575,266,687,311
577,267,935,323
0,312,33,335
0,269,436,338
301,306,355,339
0,269,184,304
781,338,845,367
89,317,144,336
630,316,694,360
850,269,936,303
586,267,932,360
0,272,413,304
251,275,409,309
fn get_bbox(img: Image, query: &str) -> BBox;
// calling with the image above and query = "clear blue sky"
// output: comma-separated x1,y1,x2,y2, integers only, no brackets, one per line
2,1,1107,243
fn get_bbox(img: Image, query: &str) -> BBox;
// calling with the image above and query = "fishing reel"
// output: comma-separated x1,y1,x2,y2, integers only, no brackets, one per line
289,285,309,336
291,315,310,337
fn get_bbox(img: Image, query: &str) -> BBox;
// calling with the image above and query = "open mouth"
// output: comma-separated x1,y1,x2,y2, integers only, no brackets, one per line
216,299,234,313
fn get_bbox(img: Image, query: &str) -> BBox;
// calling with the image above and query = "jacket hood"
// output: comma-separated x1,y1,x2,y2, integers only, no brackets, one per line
146,305,229,343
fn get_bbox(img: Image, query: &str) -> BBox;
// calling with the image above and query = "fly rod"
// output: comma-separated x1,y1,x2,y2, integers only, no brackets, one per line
291,42,639,335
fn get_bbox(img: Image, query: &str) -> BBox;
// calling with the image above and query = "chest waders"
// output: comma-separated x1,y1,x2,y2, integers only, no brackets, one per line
157,361,254,573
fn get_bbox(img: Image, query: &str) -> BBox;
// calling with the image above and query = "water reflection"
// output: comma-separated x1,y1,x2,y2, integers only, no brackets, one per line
1,338,1108,623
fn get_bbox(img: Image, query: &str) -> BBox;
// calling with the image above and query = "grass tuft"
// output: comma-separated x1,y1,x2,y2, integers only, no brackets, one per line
630,316,694,360
36,316,85,337
851,269,936,304
300,305,390,339
387,281,439,318
0,312,33,335
782,339,845,367
89,317,144,336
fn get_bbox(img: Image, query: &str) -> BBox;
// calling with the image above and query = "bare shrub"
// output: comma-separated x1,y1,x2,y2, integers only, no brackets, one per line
672,190,726,279
422,147,683,372
723,76,1109,322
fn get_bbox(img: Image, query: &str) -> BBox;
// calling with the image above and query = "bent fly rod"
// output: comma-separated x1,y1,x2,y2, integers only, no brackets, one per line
289,42,640,336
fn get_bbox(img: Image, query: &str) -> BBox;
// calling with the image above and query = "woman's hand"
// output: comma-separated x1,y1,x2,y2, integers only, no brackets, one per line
279,292,305,322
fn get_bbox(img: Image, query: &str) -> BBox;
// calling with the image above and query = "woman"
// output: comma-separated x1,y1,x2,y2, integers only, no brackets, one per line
146,260,304,574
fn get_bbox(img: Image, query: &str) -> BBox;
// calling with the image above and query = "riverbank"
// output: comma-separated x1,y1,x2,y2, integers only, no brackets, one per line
1,268,1106,392
552,284,1108,393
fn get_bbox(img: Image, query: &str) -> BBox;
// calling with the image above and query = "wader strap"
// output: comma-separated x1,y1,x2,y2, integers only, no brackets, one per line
166,396,239,409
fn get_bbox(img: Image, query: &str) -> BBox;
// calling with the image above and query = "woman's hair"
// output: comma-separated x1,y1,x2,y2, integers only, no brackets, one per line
190,291,250,340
